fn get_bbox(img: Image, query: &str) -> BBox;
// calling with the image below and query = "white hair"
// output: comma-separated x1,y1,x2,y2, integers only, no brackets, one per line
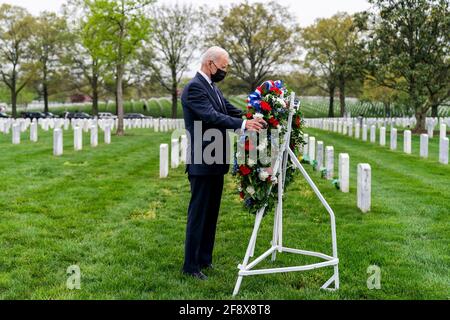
201,46,229,65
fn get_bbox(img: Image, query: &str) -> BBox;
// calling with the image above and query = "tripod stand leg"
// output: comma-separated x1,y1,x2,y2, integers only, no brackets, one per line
233,208,265,296
271,206,279,261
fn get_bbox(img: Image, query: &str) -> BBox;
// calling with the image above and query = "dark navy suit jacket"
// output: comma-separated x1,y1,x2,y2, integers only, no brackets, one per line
181,72,244,176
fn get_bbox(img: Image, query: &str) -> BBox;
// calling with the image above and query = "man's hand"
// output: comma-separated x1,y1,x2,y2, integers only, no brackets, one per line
245,118,267,132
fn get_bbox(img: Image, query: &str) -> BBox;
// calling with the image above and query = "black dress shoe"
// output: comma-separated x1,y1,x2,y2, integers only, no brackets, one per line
200,264,213,270
183,271,208,280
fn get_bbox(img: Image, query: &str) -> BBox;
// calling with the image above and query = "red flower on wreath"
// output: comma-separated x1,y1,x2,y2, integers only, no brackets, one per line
270,87,282,95
245,112,253,119
268,117,279,128
245,139,255,151
239,165,251,176
260,101,272,112
295,116,301,128
240,191,245,199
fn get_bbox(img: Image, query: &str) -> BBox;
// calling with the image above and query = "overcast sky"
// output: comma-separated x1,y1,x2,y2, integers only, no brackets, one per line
0,0,371,27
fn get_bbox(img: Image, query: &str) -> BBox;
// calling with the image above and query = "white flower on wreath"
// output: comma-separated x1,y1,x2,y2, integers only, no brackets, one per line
257,139,267,151
258,169,270,181
271,176,278,185
277,98,287,109
246,186,256,196
254,112,264,119
238,186,243,192
248,158,256,167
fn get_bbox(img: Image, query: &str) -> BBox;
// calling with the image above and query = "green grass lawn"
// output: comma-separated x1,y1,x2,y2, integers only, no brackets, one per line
0,127,448,299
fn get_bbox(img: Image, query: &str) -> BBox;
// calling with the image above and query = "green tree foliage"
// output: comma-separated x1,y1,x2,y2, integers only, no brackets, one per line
366,0,450,131
144,4,199,119
83,0,153,135
0,4,35,117
208,1,300,93
301,13,366,117
30,12,68,113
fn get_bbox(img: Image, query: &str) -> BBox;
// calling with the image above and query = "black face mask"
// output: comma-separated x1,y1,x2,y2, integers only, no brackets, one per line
210,62,227,83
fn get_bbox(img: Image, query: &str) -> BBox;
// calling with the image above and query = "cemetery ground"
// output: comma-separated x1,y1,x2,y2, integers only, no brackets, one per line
0,127,448,300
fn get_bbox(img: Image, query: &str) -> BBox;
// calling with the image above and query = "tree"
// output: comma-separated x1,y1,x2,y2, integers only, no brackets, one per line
31,12,68,113
360,77,401,117
208,1,300,93
366,0,450,131
301,13,366,117
0,4,35,118
83,0,153,135
63,0,107,116
145,4,199,118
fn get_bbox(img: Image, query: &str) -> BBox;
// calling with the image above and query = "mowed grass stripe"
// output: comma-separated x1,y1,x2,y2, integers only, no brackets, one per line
304,128,449,298
0,127,448,299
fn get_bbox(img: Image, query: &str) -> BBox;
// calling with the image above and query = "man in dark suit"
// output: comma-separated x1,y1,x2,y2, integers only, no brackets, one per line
181,46,266,280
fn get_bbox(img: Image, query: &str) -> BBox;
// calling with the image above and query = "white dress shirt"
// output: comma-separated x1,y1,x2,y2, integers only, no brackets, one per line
198,70,246,131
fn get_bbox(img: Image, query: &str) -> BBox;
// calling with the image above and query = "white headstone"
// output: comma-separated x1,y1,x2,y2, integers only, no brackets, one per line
355,123,360,139
357,163,371,213
348,123,353,137
390,128,397,150
104,125,111,144
308,137,316,163
325,146,334,180
53,128,63,156
90,125,98,147
160,144,169,178
303,134,309,157
74,126,82,151
439,137,449,165
404,130,412,154
380,127,386,146
30,121,38,142
427,123,434,138
370,125,376,143
420,134,428,158
171,139,180,169
339,153,350,193
12,123,20,144
362,124,368,141
316,141,324,170
180,135,188,164
440,124,447,140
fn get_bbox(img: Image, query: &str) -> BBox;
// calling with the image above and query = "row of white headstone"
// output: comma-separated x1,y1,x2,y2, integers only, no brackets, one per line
1,117,185,159
160,135,188,178
305,116,450,132
302,133,371,213
0,117,185,136
52,125,112,156
305,118,449,165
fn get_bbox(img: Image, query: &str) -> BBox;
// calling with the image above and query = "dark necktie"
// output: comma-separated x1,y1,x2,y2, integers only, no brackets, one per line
211,83,225,110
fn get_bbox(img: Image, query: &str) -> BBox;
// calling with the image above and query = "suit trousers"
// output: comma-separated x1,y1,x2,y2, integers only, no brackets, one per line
183,174,224,273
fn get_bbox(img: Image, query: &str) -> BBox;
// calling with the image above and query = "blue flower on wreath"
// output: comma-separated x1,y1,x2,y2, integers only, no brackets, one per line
247,80,285,112
245,198,254,208
232,156,239,174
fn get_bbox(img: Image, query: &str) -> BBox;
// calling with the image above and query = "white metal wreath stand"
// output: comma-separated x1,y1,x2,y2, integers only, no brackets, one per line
233,94,339,296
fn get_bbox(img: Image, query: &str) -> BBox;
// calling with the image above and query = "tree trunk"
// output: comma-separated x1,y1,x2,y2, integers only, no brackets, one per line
338,77,346,117
414,110,426,133
11,88,17,118
43,82,49,114
116,63,124,136
384,102,390,118
328,85,335,118
171,70,178,119
431,105,438,117
92,75,99,116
